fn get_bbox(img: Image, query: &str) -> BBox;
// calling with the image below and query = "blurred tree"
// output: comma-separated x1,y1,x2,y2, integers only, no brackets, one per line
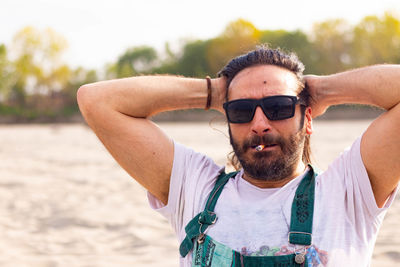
173,40,210,77
259,30,318,74
351,13,400,66
0,44,17,103
116,45,157,77
207,19,261,74
104,62,118,79
150,42,183,75
4,14,400,121
10,26,69,108
310,19,352,74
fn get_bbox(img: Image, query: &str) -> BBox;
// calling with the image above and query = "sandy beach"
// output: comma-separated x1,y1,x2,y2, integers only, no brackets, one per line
0,120,399,266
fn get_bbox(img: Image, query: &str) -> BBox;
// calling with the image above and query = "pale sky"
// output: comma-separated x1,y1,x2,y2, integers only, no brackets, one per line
1,0,399,70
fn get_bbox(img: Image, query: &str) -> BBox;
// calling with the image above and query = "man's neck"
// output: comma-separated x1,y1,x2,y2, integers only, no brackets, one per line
242,161,307,188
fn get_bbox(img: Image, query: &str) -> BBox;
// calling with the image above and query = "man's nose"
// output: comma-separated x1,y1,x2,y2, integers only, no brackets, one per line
250,106,272,135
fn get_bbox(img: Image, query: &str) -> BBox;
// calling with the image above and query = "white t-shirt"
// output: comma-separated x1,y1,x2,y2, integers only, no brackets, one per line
147,136,398,267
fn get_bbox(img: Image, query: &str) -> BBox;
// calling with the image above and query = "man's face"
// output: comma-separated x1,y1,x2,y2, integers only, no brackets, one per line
227,65,309,181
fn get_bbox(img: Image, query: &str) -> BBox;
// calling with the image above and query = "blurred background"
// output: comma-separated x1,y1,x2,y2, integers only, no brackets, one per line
1,0,399,122
1,0,400,266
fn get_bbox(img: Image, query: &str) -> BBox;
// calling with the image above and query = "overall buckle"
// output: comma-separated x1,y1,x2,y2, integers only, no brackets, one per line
197,211,217,244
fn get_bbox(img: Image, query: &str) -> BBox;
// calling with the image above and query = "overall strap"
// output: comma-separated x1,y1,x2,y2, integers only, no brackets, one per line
288,165,317,246
179,170,239,257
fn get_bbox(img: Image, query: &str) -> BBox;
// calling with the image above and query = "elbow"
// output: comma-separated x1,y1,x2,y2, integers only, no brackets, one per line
77,82,114,125
77,84,89,104
77,83,99,118
77,85,89,112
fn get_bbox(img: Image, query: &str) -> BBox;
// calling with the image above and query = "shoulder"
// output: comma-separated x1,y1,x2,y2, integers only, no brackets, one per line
172,141,223,182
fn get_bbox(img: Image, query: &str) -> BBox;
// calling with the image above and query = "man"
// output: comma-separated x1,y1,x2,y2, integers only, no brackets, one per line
77,46,400,266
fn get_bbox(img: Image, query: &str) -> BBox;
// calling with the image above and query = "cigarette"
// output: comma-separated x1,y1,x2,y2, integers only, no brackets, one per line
255,145,264,151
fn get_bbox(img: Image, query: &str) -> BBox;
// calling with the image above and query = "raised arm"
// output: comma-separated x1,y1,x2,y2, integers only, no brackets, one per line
306,65,400,207
77,76,226,205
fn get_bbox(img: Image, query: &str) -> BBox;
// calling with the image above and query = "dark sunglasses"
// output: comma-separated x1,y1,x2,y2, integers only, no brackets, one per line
223,95,301,123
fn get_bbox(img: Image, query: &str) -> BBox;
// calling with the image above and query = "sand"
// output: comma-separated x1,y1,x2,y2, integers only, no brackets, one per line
0,121,398,266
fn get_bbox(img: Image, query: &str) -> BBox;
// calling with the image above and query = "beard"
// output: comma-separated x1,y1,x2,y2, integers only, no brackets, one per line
229,127,306,182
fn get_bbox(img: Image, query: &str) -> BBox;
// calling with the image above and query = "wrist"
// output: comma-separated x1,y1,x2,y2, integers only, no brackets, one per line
210,77,226,112
307,75,338,107
319,75,352,106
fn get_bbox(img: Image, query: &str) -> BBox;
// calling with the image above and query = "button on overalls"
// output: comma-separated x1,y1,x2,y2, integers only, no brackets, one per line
179,166,317,267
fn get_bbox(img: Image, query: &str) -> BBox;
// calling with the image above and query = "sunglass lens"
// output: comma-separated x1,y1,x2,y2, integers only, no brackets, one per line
262,97,295,120
227,101,254,123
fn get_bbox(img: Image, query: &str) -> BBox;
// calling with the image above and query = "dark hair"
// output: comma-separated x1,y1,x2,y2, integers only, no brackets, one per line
218,45,312,168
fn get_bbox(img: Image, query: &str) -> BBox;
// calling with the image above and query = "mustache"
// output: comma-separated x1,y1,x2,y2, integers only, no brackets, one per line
243,134,284,150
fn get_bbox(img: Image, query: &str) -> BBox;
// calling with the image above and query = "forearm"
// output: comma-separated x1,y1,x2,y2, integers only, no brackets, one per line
77,75,224,118
312,64,400,110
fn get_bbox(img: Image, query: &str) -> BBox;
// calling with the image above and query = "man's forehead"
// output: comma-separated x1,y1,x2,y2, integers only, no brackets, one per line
228,65,299,99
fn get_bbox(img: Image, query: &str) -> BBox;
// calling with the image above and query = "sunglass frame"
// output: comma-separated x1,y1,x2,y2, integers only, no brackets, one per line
223,95,300,123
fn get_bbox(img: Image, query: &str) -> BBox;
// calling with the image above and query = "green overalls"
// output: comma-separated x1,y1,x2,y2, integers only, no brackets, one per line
179,166,317,267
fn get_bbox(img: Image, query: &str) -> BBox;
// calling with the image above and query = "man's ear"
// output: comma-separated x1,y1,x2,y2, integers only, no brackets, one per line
305,107,313,135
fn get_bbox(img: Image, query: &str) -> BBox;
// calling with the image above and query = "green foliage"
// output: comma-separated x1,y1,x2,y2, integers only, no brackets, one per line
260,30,317,74
1,13,400,122
0,44,17,102
0,26,99,121
9,26,70,107
207,19,261,74
310,19,353,74
115,45,157,77
351,13,400,66
147,43,179,75
170,40,210,77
